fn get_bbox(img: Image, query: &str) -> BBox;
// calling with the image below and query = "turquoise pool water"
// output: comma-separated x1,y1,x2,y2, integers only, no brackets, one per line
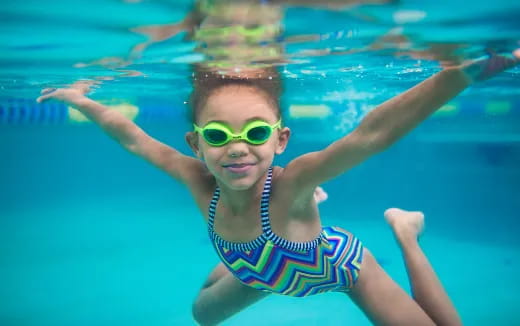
1,1,520,325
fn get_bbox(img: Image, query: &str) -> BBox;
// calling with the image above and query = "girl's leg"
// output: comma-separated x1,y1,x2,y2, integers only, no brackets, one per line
384,208,462,326
348,248,436,326
192,263,270,326
347,209,461,326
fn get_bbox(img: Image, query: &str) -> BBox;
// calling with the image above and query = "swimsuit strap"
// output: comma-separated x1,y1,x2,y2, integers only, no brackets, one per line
207,183,220,231
261,167,323,251
260,167,274,234
208,167,323,251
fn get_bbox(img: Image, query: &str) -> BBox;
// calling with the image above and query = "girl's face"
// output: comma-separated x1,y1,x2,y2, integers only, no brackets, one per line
187,85,289,191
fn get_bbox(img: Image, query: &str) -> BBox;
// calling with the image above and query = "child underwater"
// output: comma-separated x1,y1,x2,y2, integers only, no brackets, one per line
37,49,519,326
37,1,520,325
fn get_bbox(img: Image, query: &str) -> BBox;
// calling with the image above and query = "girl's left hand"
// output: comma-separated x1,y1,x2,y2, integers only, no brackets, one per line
36,80,97,104
461,48,520,83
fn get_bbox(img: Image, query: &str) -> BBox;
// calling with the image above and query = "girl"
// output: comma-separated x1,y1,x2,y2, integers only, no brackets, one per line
37,51,519,325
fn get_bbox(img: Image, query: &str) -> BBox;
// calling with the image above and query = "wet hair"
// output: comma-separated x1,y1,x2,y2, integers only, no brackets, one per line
188,65,283,125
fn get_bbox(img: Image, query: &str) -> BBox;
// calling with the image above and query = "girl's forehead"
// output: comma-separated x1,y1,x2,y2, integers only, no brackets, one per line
199,88,278,124
202,106,275,122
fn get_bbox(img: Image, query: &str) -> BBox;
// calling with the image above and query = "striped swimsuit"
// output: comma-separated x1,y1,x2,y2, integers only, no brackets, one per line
208,167,364,297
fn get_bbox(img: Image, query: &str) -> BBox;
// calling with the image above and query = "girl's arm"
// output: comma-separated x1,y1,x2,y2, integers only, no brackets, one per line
130,8,205,58
37,82,206,185
283,51,520,193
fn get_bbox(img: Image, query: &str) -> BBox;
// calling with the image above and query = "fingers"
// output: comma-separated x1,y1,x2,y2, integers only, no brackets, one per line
36,88,57,103
36,94,50,103
461,48,520,83
130,26,152,36
41,88,57,95
36,94,53,103
314,186,329,204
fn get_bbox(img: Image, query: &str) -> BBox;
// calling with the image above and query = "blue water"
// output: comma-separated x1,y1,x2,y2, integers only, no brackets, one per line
1,1,520,325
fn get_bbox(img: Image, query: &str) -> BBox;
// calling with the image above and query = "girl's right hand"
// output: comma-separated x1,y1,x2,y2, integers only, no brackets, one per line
314,186,329,205
36,80,96,104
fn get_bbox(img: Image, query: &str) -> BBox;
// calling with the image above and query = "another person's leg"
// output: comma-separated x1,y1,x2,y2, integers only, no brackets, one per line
192,263,270,326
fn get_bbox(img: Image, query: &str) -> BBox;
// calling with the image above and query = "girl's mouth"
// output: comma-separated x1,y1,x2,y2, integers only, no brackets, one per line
223,163,254,174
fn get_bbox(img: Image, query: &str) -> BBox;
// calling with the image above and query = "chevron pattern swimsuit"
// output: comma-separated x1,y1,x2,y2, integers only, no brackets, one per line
208,167,364,297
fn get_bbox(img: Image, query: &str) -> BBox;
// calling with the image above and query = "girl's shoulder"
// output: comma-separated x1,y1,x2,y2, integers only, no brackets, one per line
271,165,315,210
186,166,217,211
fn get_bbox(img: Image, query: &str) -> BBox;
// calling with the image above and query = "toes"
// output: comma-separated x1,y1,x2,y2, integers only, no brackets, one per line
384,207,402,218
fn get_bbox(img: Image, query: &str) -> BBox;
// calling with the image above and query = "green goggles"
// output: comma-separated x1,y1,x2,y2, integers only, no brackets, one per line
193,119,282,147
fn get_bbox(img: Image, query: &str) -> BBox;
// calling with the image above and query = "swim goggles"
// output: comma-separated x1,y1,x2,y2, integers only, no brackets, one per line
193,119,281,146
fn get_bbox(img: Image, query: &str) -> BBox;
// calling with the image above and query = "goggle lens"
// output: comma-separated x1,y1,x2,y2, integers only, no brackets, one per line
247,126,271,143
204,129,228,145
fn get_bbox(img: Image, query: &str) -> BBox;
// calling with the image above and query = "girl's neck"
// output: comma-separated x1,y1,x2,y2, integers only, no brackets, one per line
217,173,268,216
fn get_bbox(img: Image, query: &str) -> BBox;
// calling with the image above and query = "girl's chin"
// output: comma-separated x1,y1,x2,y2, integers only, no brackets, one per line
215,164,267,190
226,178,255,191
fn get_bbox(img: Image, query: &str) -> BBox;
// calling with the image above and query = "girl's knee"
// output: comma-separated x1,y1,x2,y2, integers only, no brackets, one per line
202,263,228,289
192,294,214,326
192,285,227,326
192,300,203,325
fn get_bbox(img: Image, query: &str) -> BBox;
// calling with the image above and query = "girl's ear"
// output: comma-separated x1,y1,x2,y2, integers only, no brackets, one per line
275,127,291,155
186,132,203,159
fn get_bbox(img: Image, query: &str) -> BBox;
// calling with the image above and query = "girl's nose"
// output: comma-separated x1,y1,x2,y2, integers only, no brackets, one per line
227,141,248,158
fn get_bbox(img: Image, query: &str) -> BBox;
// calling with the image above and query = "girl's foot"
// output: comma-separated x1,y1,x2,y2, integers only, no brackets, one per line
384,208,424,248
